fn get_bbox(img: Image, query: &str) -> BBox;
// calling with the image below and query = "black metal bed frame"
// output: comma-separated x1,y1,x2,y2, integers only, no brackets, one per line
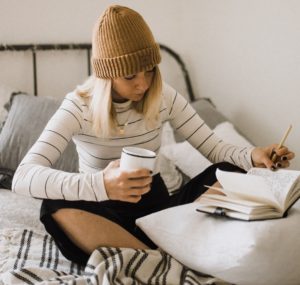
0,43,195,101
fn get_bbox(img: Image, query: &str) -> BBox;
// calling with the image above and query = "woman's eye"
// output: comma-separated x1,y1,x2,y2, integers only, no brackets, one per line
124,75,136,80
123,67,155,80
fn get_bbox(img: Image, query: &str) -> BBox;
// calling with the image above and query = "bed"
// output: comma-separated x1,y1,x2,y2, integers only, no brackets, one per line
1,43,299,285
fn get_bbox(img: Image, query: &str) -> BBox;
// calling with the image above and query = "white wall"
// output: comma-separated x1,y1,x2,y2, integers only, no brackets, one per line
1,0,299,169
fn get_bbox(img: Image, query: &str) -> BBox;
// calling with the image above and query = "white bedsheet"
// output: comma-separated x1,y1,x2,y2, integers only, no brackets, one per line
0,190,43,231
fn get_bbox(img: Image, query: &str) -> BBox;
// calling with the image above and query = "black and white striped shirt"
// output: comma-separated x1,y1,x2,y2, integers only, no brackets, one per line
12,83,253,201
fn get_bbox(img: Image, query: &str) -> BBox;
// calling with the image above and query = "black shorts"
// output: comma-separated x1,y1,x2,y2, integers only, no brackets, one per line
40,162,244,265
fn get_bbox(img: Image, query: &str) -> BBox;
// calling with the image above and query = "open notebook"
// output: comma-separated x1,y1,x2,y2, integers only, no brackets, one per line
196,168,300,221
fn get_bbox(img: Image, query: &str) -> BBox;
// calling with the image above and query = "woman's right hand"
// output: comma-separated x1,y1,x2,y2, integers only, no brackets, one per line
103,160,153,203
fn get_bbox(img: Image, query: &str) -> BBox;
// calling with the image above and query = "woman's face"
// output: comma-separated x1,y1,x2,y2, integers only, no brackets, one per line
111,67,155,103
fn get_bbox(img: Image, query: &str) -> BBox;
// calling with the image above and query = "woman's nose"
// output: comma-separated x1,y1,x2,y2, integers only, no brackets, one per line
135,74,149,91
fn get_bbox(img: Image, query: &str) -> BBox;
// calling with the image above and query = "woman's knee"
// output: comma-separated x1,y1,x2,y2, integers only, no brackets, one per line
52,208,82,224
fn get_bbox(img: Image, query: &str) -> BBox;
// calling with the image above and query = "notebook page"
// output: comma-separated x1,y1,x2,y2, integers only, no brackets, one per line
247,168,300,207
216,169,280,209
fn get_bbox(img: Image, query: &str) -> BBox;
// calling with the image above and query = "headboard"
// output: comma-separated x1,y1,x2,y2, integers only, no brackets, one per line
0,43,195,102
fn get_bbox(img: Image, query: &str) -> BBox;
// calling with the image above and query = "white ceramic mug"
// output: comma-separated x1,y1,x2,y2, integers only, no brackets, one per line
120,147,156,171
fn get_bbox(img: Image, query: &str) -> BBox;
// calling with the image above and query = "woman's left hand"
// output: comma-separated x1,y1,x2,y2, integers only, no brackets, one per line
251,144,295,170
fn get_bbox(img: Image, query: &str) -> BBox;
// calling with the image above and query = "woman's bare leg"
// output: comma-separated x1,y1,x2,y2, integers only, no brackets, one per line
52,208,149,255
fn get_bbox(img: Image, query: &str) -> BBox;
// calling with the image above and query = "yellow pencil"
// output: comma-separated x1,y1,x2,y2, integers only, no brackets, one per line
270,124,292,162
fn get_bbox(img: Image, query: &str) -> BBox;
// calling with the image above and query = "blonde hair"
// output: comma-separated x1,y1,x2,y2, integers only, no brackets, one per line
76,67,162,137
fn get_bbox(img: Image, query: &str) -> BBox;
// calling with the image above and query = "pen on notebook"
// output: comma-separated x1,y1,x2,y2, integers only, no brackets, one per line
270,124,292,162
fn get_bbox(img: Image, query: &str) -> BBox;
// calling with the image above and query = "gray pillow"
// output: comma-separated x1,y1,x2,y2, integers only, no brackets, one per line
0,84,17,134
0,94,79,188
174,98,228,142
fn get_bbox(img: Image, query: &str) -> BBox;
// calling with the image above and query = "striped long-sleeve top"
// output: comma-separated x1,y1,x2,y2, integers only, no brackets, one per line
12,82,254,201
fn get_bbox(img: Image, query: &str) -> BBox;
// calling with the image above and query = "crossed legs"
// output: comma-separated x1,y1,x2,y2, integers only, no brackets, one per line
52,208,149,255
52,181,222,255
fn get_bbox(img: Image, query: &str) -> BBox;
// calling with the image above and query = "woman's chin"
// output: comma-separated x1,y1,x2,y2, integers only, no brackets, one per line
132,94,144,101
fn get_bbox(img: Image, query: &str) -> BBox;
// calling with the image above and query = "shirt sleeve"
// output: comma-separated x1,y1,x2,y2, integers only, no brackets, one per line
12,93,109,202
163,83,254,171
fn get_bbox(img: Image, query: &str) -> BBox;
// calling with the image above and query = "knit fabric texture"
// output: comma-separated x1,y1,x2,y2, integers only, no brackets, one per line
92,5,161,78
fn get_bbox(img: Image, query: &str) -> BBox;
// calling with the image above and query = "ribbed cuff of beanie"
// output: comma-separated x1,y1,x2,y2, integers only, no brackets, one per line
92,44,161,79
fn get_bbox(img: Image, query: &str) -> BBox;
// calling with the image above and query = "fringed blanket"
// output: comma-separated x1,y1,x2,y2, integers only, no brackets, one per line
0,229,228,285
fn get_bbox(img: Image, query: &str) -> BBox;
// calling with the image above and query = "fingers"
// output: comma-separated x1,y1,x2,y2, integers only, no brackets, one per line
120,168,152,186
277,150,295,161
124,168,152,179
272,146,294,158
270,146,295,168
103,161,154,203
262,156,277,170
252,144,295,171
118,185,150,203
275,160,290,169
265,146,295,170
125,195,142,203
110,169,152,203
122,171,152,195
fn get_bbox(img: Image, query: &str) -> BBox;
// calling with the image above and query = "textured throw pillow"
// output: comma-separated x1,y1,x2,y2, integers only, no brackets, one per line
191,98,228,129
0,84,16,130
0,94,79,189
136,200,300,285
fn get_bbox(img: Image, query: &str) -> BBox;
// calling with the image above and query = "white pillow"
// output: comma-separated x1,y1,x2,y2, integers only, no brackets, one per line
214,121,252,147
136,200,300,285
160,140,211,179
161,121,253,178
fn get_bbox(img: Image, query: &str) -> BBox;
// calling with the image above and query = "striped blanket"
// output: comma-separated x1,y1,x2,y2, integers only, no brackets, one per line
0,229,228,285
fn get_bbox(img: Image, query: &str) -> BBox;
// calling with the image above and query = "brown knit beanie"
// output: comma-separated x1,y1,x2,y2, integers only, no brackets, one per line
92,5,161,79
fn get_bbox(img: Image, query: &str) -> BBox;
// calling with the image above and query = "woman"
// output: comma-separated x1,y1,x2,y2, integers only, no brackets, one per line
12,5,294,265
